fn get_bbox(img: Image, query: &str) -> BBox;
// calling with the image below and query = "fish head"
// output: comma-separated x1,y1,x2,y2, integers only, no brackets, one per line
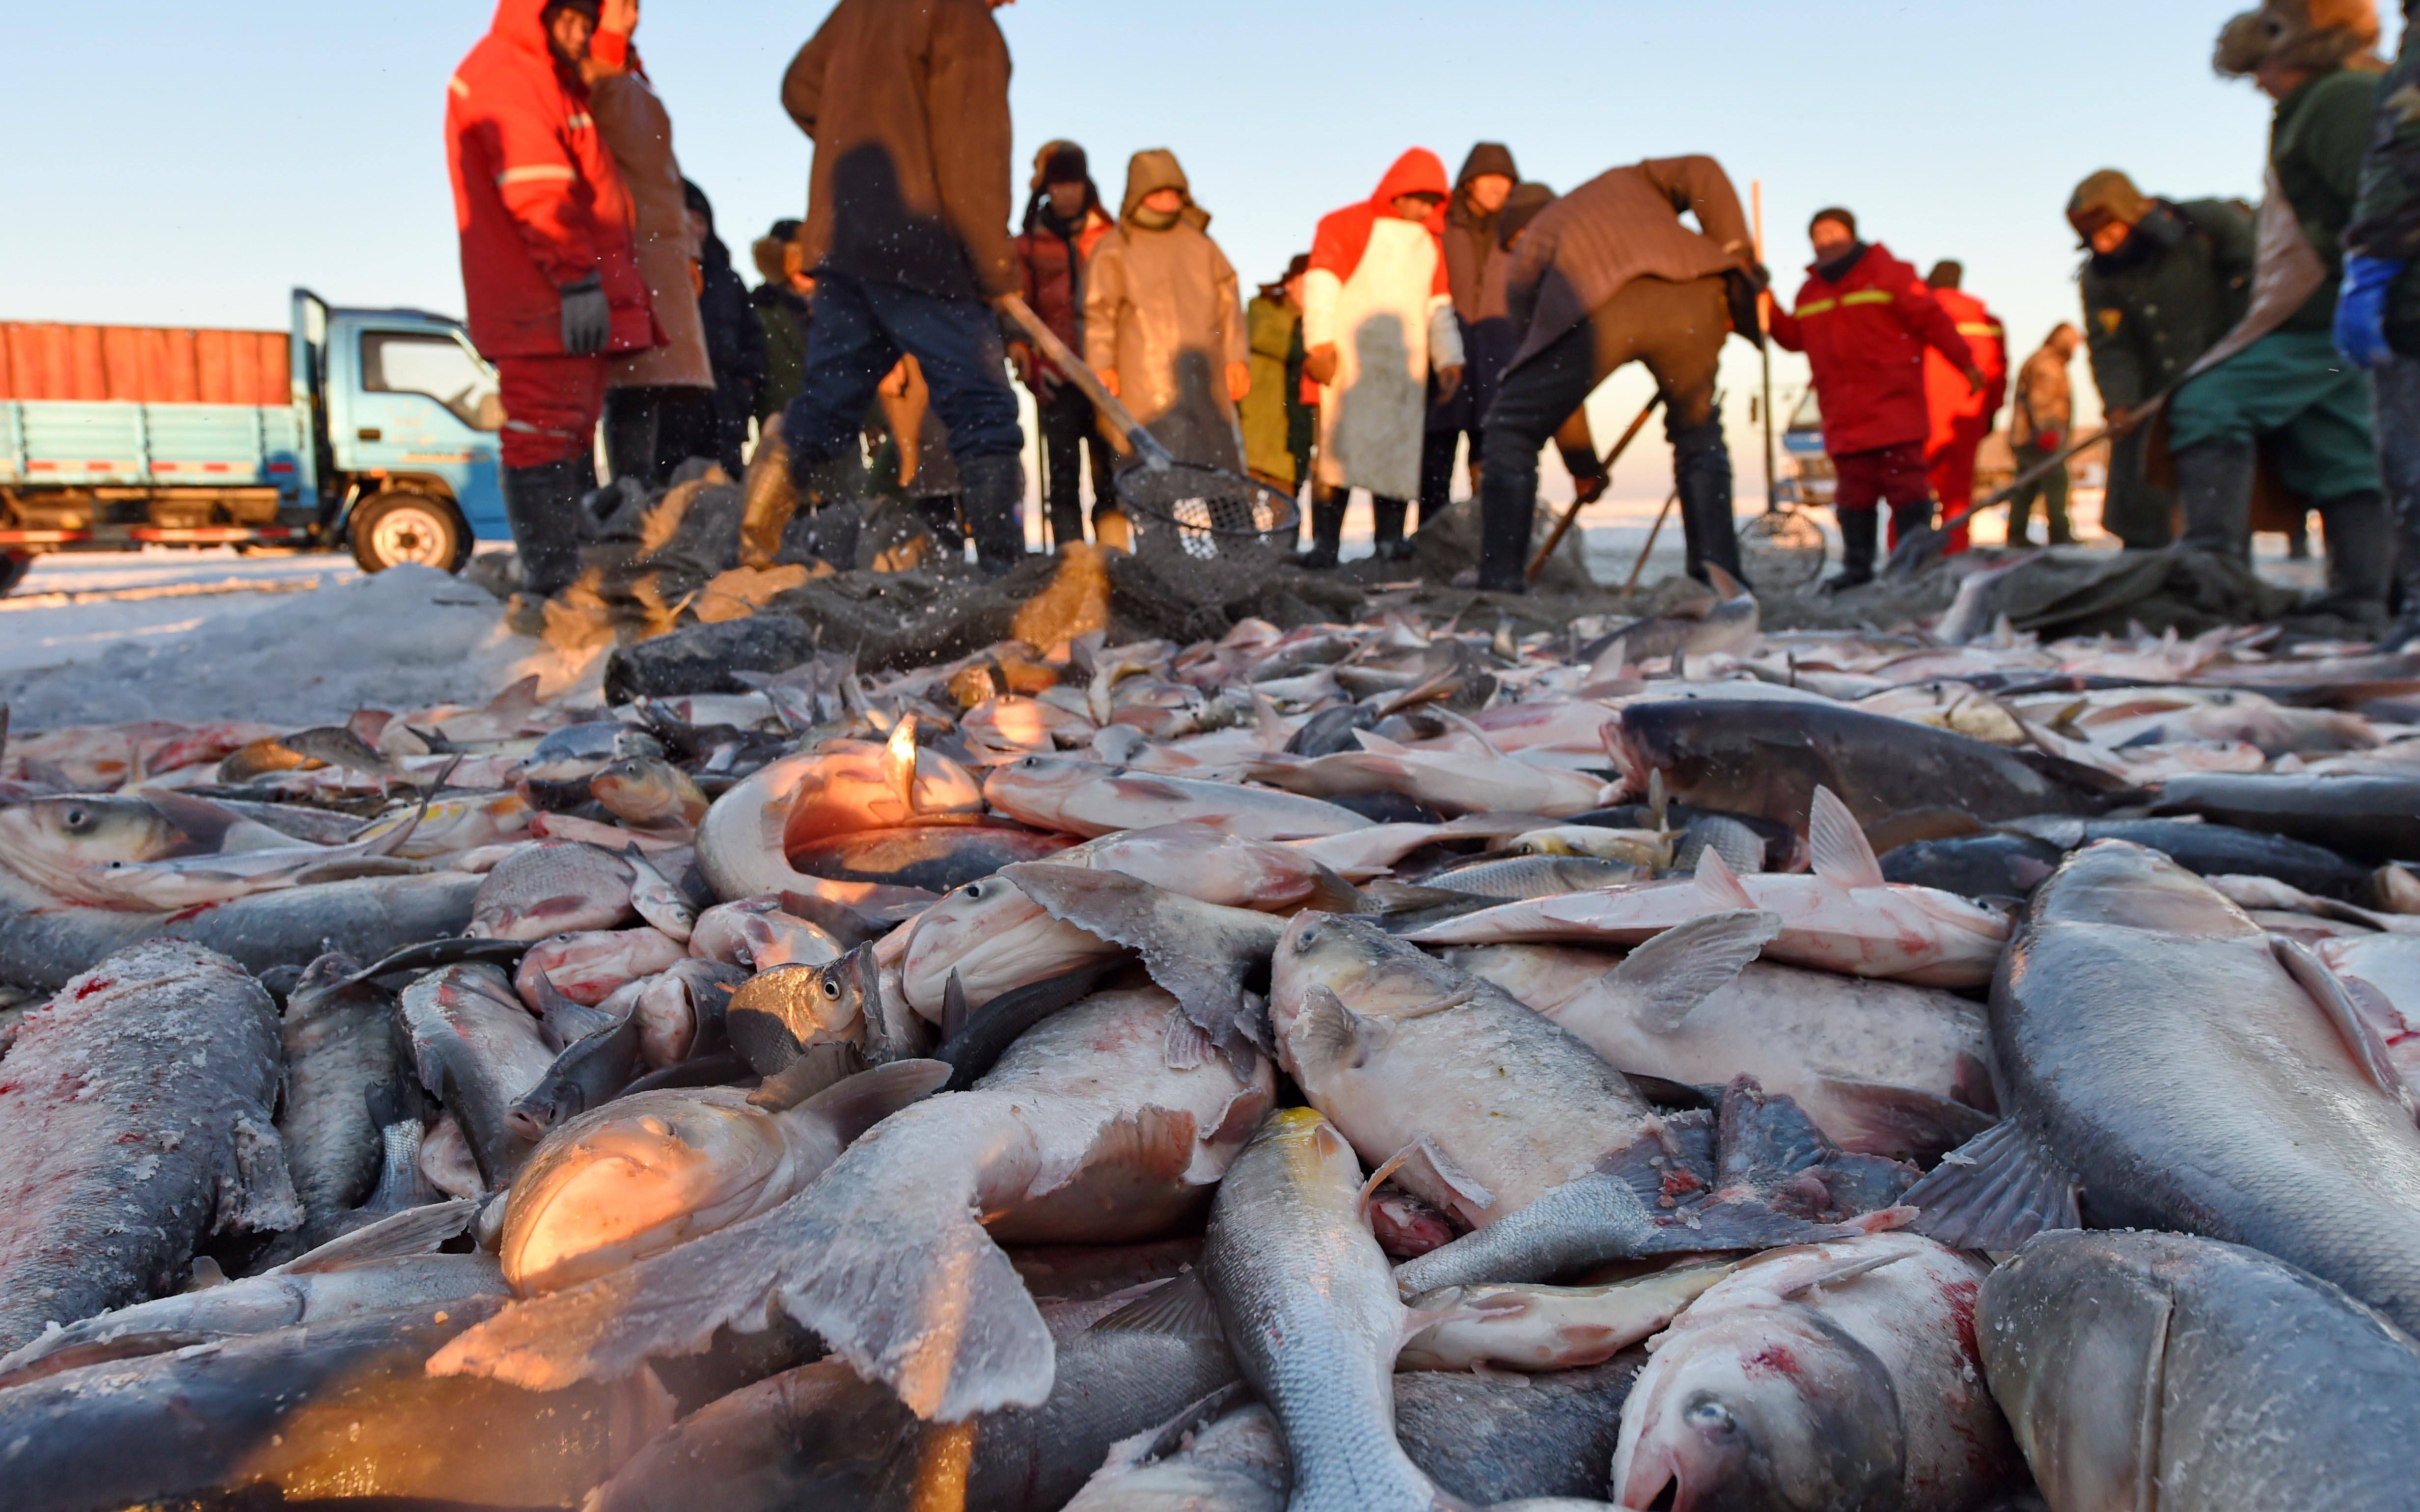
898,872,1048,997
591,757,686,825
982,756,1107,829
499,1088,789,1294
0,795,194,879
1252,1105,1362,1193
782,742,918,852
726,960,867,1073
1271,911,1457,1032
1614,1309,1904,1512
2034,840,2264,940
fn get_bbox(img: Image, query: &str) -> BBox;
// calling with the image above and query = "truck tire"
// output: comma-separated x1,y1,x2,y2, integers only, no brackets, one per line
0,552,29,597
350,490,470,574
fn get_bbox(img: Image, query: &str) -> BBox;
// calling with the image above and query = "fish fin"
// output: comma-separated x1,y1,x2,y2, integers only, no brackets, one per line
137,789,256,852
1001,863,1284,1052
1092,1271,1226,1340
429,1115,1053,1422
2271,935,2420,1124
1901,1119,2082,1251
220,1114,304,1237
1705,563,1749,603
1691,844,1760,910
361,760,454,859
1034,1105,1198,1199
272,1199,478,1274
1357,1145,1420,1216
783,1057,951,1137
942,970,970,1042
1770,1251,1910,1301
1353,729,1415,756
1647,767,1668,830
1430,706,1512,761
747,1040,871,1112
1303,860,1375,915
1811,1075,2001,1165
1163,1010,1214,1070
1612,910,1782,1032
1587,634,1629,684
531,971,618,1050
1807,785,1886,889
1250,689,1290,751
884,715,919,812
1402,1135,1496,1215
1295,985,1383,1073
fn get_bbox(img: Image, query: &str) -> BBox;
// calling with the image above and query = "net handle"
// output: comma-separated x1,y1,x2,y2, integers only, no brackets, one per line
996,294,1176,470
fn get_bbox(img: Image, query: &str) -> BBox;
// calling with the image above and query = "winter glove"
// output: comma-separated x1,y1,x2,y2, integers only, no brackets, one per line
559,275,610,356
2336,255,2405,370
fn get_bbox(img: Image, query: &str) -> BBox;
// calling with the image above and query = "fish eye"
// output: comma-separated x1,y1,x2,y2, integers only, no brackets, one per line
64,807,92,832
1686,1396,1739,1438
964,883,983,899
821,976,841,999
1294,927,1320,951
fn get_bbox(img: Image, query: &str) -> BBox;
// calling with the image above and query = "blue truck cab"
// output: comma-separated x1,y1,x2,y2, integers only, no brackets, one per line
0,290,508,594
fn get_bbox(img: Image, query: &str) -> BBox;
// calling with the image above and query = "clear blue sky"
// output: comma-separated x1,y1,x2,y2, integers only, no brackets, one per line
5,1,2390,499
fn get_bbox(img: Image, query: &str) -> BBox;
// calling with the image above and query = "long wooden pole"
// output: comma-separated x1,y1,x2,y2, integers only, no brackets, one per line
1753,180,1778,512
1623,490,1681,591
1528,392,1664,581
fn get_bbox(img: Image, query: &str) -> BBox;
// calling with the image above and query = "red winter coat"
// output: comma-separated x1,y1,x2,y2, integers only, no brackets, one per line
446,0,654,360
1924,286,2007,454
1768,243,1974,456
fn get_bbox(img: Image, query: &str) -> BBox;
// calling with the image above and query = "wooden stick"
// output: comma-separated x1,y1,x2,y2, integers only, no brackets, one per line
1623,490,1681,591
1528,391,1664,581
994,294,1171,466
1970,395,2164,520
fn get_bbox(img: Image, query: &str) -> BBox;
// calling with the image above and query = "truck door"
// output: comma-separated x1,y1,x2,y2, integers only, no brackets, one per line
330,324,507,540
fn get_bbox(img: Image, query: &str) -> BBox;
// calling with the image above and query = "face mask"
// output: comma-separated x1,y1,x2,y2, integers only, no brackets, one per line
1130,203,1182,232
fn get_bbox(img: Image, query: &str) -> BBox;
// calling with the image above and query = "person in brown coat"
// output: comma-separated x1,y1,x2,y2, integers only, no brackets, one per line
582,0,716,488
1083,150,1250,478
1013,142,1118,547
772,0,1025,573
2008,323,2081,545
1477,156,1764,592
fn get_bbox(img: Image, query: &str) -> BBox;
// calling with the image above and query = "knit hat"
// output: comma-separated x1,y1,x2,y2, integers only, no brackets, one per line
2214,0,2382,76
1926,261,1964,291
1032,141,1090,191
1259,252,1312,300
1810,207,1858,240
2066,169,2153,238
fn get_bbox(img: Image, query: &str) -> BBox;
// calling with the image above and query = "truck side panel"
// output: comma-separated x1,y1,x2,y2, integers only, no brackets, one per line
0,322,289,405
0,400,300,496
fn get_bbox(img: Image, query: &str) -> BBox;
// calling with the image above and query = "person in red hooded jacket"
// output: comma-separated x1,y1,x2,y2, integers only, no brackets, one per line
1920,261,2008,555
1768,208,1983,590
446,0,655,596
1296,150,1466,567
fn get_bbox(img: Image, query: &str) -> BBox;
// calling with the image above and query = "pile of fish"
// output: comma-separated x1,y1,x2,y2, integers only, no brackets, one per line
4,599,2420,1512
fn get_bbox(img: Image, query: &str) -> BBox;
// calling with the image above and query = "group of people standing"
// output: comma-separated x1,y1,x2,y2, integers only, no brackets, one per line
446,0,2420,648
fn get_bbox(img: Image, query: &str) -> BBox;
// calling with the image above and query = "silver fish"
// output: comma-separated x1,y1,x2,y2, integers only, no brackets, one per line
469,840,637,940
0,942,301,1352
429,987,1272,1421
397,962,557,1187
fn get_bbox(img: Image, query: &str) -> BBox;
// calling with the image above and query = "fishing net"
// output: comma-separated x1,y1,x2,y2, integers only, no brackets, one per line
1739,509,1828,593
1113,458,1303,599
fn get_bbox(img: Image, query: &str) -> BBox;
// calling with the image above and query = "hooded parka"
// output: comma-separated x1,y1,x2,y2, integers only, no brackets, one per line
445,0,653,360
589,63,713,391
1303,150,1465,499
1082,150,1248,469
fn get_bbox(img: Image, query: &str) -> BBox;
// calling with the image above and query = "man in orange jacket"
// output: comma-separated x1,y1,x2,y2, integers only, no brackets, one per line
1922,261,2008,554
447,0,656,596
1769,208,1983,591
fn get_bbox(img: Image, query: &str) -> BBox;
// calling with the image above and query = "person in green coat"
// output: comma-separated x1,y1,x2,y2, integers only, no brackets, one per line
2169,0,2392,623
2066,172,2255,550
1240,254,1313,499
2338,0,2420,647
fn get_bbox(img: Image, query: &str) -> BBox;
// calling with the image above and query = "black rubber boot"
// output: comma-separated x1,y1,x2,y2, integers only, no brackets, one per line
1477,467,1536,594
1296,486,1347,569
1371,495,1409,562
1671,418,1746,587
2385,482,2420,649
2173,437,2257,561
501,455,593,597
2305,490,2395,630
917,496,967,555
959,453,1027,576
1826,507,1878,593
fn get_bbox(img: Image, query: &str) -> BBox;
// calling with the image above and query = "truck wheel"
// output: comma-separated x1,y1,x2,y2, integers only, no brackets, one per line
0,552,29,597
350,491,470,574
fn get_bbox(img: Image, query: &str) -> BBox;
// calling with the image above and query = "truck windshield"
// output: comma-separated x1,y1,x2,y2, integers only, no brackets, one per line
361,332,501,430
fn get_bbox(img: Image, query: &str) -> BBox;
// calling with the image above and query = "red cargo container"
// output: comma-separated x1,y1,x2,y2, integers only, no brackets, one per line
0,323,290,407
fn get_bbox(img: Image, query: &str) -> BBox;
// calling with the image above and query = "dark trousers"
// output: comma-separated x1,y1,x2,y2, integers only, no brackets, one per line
780,273,1023,473
1036,378,1117,545
604,385,718,488
1479,275,1741,589
1418,426,1466,534
2008,441,2073,545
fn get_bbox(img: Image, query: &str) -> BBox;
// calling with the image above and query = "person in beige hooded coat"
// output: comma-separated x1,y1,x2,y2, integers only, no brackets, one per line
1082,149,1251,475
582,0,715,486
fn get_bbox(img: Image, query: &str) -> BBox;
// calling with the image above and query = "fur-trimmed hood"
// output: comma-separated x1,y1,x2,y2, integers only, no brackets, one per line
2214,0,2383,77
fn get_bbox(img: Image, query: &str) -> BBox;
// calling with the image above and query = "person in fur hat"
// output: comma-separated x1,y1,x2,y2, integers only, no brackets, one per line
2339,0,2420,647
2168,0,2392,625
